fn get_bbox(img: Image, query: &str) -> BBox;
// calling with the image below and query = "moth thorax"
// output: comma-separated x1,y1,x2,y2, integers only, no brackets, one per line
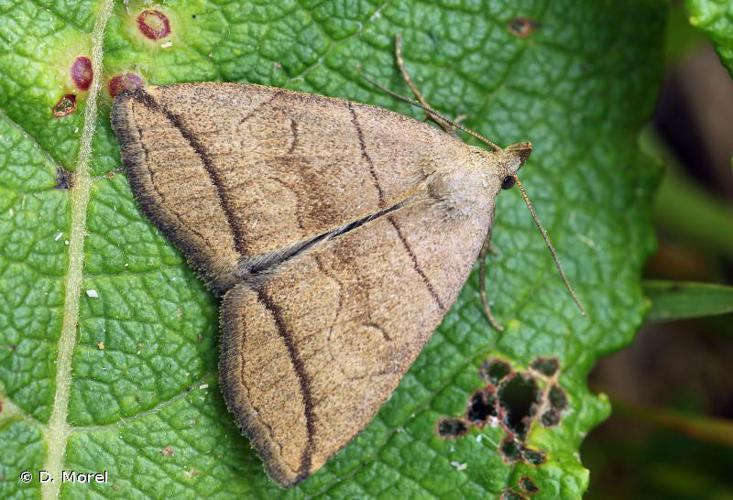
427,168,490,220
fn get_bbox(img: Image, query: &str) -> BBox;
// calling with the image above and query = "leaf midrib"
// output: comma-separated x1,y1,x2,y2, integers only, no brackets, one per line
41,2,115,499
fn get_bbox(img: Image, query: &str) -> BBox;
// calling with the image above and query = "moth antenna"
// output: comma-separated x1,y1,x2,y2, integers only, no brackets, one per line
360,72,502,152
513,176,587,317
393,34,453,134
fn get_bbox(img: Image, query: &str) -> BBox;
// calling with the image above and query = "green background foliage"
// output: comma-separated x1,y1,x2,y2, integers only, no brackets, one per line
0,0,666,498
685,0,733,74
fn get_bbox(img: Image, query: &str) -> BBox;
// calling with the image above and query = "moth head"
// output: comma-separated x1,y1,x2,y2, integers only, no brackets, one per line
498,142,532,190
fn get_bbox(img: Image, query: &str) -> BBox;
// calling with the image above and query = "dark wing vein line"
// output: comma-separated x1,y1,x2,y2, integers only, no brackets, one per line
257,289,315,481
126,88,247,254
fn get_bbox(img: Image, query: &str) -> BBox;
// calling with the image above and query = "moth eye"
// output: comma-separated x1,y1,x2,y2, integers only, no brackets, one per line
501,176,516,190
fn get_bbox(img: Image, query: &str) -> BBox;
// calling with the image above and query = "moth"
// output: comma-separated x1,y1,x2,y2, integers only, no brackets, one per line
110,38,582,487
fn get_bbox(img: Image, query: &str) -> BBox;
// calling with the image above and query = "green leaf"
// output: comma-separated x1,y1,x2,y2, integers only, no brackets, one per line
0,1,664,498
685,0,733,74
643,280,733,322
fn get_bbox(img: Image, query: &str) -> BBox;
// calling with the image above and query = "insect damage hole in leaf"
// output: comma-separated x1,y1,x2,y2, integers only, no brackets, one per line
0,0,666,497
437,418,470,439
466,387,498,426
498,374,540,439
481,358,513,385
437,356,566,473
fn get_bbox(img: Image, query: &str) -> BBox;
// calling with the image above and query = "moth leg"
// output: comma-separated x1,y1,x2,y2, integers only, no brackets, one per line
483,240,499,256
479,236,504,332
394,35,454,134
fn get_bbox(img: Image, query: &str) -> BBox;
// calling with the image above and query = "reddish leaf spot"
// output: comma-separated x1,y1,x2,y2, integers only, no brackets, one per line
507,17,538,38
160,445,174,457
53,94,77,117
108,73,144,97
137,9,171,40
71,56,93,91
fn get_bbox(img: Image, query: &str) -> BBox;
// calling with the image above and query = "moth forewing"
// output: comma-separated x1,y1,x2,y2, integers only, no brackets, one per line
111,82,538,487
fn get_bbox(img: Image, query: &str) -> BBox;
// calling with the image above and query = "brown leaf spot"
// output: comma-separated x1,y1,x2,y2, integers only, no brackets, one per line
55,167,75,190
531,357,559,377
507,17,538,38
501,489,528,500
540,408,560,427
161,445,174,457
548,384,567,410
52,94,77,117
501,438,546,465
520,476,539,494
521,447,546,465
500,436,522,463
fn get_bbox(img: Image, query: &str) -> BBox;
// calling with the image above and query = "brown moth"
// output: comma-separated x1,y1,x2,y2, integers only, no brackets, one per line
110,43,580,487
